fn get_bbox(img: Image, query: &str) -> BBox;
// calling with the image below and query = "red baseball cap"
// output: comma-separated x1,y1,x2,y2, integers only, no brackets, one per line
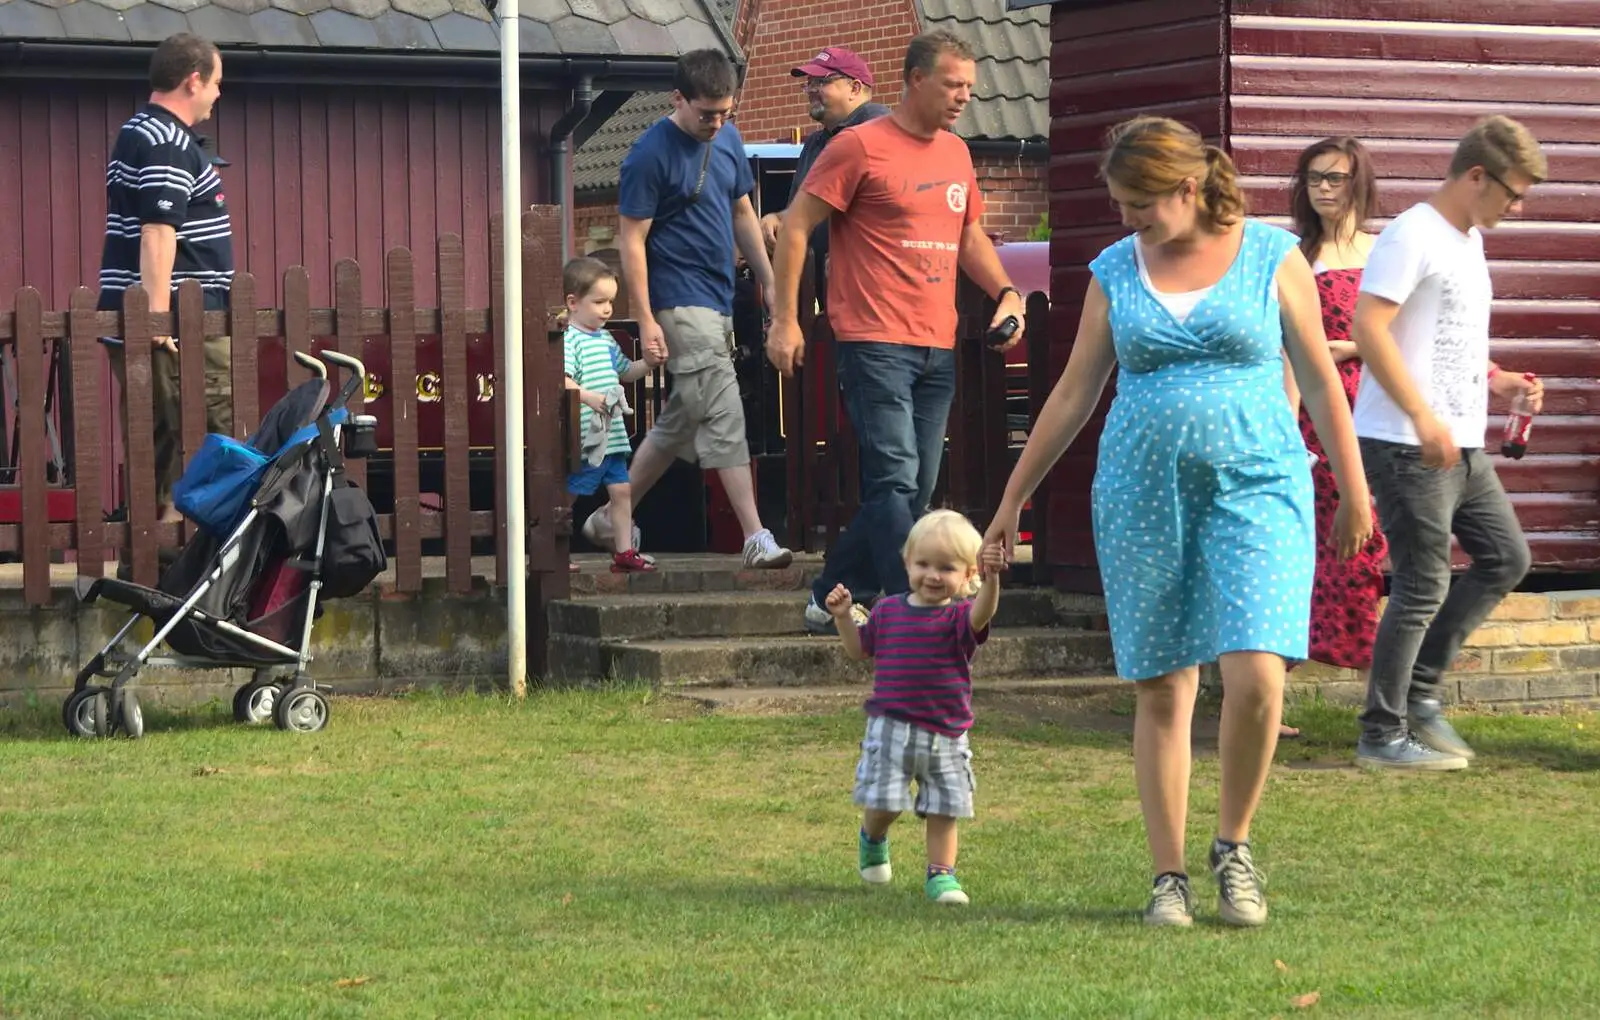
790,47,874,89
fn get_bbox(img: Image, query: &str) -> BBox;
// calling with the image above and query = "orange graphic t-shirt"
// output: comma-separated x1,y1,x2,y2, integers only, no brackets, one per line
801,116,983,349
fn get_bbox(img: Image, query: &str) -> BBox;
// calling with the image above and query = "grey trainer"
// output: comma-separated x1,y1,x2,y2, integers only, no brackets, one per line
1356,734,1469,771
1210,841,1268,927
1143,872,1195,927
1409,700,1476,759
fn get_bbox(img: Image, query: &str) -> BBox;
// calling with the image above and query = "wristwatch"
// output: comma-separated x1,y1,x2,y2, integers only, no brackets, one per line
996,286,1019,303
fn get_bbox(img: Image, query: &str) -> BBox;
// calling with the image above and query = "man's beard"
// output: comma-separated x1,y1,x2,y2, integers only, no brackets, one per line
808,101,826,123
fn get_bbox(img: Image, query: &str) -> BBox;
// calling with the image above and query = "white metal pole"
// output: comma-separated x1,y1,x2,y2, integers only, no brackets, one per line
500,0,527,698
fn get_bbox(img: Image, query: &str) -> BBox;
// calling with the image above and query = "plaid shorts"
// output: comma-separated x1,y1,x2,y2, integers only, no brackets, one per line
852,715,975,819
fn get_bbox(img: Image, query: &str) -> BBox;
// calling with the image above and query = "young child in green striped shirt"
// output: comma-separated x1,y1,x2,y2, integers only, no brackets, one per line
563,257,663,573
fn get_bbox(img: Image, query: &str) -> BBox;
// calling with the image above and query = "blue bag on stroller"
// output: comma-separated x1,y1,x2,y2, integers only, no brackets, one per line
172,433,272,535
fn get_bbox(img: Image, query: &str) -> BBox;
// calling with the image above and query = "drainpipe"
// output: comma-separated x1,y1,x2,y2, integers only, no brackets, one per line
548,74,597,262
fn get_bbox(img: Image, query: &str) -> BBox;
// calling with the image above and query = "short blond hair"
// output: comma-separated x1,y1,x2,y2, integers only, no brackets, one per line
1451,115,1548,184
902,509,982,570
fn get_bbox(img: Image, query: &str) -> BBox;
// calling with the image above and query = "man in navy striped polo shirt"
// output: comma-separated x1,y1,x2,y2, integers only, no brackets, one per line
98,32,235,524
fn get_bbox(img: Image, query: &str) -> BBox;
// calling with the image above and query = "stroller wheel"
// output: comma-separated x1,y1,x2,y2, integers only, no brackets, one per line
273,688,329,733
91,691,111,737
116,690,145,740
63,686,108,738
233,679,283,725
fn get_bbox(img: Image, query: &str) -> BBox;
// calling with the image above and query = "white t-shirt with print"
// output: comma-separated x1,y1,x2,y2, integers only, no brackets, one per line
1352,202,1493,449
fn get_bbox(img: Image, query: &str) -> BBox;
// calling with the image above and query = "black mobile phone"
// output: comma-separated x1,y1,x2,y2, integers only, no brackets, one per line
985,315,1020,349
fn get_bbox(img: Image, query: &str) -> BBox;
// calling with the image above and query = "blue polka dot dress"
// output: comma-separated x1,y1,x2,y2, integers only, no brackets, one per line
1088,221,1314,681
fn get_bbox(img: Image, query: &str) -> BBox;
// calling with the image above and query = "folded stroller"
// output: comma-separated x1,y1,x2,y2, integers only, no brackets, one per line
63,349,386,738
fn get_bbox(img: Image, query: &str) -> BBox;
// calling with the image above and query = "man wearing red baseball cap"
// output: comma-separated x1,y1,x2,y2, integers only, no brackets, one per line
759,45,890,286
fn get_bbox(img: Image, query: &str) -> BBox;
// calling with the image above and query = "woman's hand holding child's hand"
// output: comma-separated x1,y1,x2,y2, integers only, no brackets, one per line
980,542,1007,579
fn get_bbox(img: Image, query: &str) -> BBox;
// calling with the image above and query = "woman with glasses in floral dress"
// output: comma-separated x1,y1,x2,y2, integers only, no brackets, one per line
1280,137,1390,737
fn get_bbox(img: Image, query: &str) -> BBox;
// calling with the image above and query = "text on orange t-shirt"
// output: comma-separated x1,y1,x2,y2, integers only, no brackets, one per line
800,116,983,349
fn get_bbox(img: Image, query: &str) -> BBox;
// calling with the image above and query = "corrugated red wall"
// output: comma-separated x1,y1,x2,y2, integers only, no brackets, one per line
1228,0,1600,571
1045,0,1227,590
1047,0,1600,584
0,79,564,308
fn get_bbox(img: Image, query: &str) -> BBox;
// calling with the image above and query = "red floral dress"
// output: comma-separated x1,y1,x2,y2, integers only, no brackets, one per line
1298,267,1388,669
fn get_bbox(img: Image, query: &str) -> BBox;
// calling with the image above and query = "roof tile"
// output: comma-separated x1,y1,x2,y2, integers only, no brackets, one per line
59,0,134,37
311,6,382,44
550,13,620,54
608,13,673,55
516,15,560,52
0,0,726,55
569,0,629,24
0,0,65,35
187,2,258,39
390,0,450,18
248,5,322,43
370,7,439,46
665,13,718,53
123,1,190,40
430,9,497,49
329,0,386,17
0,0,64,34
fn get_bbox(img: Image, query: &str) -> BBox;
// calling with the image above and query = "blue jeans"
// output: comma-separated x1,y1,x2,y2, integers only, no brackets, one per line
812,341,956,604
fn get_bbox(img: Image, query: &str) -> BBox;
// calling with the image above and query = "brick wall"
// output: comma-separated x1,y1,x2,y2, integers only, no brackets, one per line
1291,592,1600,707
732,0,921,143
574,201,619,253
975,155,1048,242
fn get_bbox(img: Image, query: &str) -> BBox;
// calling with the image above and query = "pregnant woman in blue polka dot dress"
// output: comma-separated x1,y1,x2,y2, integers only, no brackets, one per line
986,118,1373,928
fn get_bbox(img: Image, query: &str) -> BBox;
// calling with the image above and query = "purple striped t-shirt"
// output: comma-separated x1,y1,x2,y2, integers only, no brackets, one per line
860,594,990,737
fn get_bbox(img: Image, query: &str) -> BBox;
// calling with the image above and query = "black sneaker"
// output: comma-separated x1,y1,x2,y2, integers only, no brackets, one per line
1143,871,1195,927
1210,840,1268,927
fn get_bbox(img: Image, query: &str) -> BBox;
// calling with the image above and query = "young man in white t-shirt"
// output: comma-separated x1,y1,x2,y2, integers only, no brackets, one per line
1351,116,1547,771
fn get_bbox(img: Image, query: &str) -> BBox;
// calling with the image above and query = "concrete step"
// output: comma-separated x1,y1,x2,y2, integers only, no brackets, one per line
547,588,1104,642
670,676,1126,715
567,552,821,597
596,627,1116,687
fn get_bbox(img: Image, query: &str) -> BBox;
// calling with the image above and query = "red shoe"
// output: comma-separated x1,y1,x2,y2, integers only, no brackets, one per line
611,549,657,573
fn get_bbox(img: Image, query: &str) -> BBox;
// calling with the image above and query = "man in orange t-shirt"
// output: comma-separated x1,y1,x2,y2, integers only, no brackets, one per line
768,30,1026,634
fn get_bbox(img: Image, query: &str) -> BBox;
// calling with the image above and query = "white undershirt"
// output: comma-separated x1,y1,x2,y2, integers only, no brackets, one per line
1134,241,1214,324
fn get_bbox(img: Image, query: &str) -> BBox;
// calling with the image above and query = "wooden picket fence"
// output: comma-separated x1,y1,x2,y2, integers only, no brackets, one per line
0,208,580,666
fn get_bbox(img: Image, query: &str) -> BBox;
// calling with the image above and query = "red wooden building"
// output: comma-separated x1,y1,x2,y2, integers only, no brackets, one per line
1023,0,1600,588
0,0,740,517
0,0,740,309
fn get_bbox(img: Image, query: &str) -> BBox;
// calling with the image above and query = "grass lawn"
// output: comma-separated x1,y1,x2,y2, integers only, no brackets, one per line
1,687,1596,1019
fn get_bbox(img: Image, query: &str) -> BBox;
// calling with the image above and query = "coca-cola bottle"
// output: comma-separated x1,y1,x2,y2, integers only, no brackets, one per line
1501,384,1536,460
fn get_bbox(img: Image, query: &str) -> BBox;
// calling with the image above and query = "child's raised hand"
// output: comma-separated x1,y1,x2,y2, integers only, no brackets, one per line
980,541,1007,578
823,583,854,619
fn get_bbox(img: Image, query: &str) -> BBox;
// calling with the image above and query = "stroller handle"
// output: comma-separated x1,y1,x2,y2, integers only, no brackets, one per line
293,351,328,379
320,349,367,381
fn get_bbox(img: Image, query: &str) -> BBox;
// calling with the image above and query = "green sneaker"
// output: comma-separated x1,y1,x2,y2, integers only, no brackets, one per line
925,871,969,905
858,832,892,884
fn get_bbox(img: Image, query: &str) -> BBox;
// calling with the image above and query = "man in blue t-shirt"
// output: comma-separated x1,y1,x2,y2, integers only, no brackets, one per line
592,49,792,569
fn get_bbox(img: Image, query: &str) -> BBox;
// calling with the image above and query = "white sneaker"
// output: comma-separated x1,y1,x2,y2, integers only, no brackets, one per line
741,528,793,569
581,507,653,564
